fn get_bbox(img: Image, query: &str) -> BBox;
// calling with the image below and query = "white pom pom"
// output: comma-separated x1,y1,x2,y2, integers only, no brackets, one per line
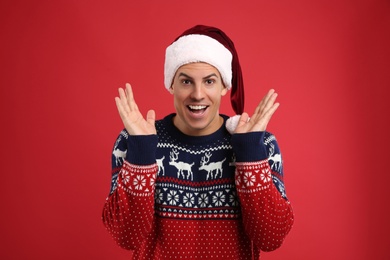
225,115,241,134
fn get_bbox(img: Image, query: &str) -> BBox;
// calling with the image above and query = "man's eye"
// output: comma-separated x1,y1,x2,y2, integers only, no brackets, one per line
182,79,191,85
205,79,215,84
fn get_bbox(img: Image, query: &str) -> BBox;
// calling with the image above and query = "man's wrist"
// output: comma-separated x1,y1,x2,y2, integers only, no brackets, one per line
125,135,158,165
231,132,268,162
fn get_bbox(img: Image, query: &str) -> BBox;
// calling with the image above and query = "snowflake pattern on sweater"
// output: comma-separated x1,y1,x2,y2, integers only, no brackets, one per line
103,114,293,259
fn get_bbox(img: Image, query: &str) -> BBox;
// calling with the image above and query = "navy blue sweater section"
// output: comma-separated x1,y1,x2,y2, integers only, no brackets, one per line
111,113,287,198
123,114,269,165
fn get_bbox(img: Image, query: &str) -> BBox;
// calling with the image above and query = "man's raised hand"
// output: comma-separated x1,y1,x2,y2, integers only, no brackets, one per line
234,89,279,134
115,83,156,135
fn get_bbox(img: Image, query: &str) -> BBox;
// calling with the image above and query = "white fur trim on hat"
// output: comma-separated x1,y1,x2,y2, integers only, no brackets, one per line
164,34,233,90
225,114,250,134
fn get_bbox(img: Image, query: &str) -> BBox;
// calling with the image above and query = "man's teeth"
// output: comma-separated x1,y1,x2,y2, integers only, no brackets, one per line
189,105,207,110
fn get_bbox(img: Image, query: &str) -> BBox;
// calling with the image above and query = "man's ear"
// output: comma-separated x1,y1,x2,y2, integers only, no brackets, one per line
221,86,228,96
169,86,174,94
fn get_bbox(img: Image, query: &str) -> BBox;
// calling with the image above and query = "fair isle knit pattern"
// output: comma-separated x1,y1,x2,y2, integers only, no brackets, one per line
102,114,294,259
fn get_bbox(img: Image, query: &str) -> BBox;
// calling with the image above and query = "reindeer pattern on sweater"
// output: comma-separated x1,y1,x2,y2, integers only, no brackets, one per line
103,114,293,259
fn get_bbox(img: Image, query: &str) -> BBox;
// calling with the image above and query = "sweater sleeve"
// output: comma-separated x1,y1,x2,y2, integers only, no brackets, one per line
231,131,294,252
102,129,158,250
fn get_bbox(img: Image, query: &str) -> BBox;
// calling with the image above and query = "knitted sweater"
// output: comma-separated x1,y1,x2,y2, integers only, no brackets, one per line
102,114,294,259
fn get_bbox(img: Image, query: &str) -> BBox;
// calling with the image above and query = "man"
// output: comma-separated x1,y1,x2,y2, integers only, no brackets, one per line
102,25,294,259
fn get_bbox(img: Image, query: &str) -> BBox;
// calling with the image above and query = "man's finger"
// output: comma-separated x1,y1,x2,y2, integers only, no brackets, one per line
118,88,130,114
115,96,128,121
235,112,250,133
125,83,139,111
146,109,156,126
258,89,276,115
256,102,280,130
252,89,275,119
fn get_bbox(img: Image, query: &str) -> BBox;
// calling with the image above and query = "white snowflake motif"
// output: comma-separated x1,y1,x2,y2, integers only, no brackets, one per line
235,174,242,187
260,168,272,183
183,193,194,207
121,170,130,184
198,193,209,208
155,188,164,204
150,175,156,187
133,175,146,190
212,191,225,207
243,172,256,187
167,190,179,205
229,191,238,206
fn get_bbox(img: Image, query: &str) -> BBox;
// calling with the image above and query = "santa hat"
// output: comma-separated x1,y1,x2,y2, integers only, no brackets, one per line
164,25,244,115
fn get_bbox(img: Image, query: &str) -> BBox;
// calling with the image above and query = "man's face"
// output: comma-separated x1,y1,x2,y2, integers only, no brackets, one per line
170,62,228,136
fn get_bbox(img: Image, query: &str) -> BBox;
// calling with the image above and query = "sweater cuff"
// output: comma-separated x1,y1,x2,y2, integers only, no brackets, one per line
231,131,268,162
125,135,158,165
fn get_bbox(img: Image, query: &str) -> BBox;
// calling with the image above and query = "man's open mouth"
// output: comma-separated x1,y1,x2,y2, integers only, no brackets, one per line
188,105,208,114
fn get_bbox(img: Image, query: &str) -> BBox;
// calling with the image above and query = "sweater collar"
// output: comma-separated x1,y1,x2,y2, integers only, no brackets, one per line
162,113,231,145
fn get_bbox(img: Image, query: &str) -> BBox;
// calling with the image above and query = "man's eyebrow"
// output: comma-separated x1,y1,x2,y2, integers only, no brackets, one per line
203,73,219,79
177,72,219,79
178,72,193,79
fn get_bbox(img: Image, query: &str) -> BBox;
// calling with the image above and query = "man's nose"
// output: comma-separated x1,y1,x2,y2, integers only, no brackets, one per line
190,84,204,100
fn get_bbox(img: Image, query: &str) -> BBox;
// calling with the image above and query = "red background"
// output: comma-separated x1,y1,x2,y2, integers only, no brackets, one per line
1,0,389,259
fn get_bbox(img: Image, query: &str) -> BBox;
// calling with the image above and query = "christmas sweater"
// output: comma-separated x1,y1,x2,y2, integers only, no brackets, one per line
102,114,294,259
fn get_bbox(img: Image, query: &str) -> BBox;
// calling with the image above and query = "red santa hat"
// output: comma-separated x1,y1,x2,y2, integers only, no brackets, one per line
164,25,244,115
